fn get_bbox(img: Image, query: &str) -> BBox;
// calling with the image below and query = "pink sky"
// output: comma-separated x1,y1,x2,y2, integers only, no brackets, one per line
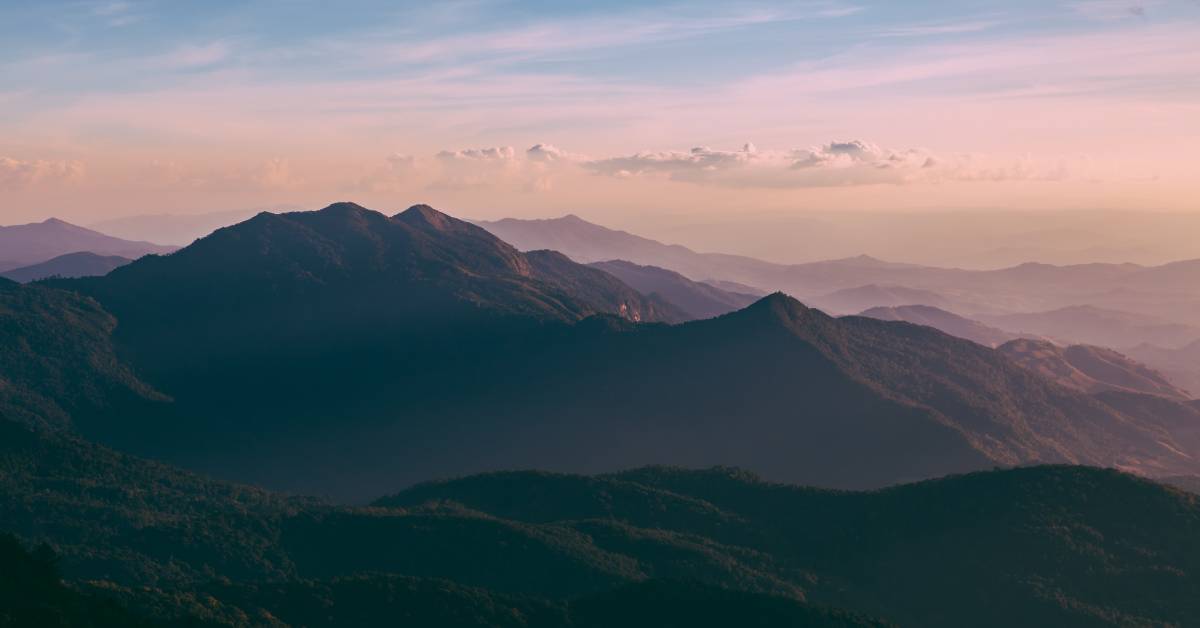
1,2,1197,225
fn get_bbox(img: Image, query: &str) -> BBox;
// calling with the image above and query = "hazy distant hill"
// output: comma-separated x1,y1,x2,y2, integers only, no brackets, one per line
980,305,1200,349
857,305,1021,348
0,251,131,282
588,259,758,319
4,415,1200,627
998,338,1190,400
0,218,174,271
480,215,1200,326
1127,340,1200,398
809,284,953,315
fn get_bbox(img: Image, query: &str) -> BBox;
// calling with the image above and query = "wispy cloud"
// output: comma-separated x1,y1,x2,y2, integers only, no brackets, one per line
0,156,84,190
1069,0,1163,20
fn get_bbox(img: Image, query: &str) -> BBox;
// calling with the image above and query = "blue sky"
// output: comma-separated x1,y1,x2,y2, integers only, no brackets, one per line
1,0,1198,221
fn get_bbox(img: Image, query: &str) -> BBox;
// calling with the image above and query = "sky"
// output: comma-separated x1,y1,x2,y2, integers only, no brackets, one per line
1,0,1198,226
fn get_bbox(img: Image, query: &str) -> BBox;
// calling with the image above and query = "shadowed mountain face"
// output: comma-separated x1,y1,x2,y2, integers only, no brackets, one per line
59,202,674,363
0,252,131,283
998,339,1191,400
0,218,174,272
588,259,758,320
858,304,1021,348
4,417,1199,628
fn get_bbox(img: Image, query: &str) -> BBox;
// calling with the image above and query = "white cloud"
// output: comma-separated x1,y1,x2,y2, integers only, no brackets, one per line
583,141,1068,188
526,143,584,163
429,144,587,191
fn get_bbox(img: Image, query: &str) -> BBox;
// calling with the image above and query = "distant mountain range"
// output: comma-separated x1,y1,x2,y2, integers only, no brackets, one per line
811,284,954,316
18,203,1196,502
480,215,1200,329
978,305,1200,349
587,259,758,319
858,304,1022,348
4,413,1200,627
0,218,174,272
0,251,132,282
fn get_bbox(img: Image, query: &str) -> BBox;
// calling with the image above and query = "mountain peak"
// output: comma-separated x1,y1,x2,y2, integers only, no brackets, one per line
395,204,455,230
316,201,372,215
742,292,813,324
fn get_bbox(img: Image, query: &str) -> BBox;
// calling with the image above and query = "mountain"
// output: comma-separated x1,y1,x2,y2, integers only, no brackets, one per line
1126,339,1200,398
50,228,1200,502
997,339,1191,400
979,305,1200,348
0,252,131,283
809,284,952,315
5,414,1200,627
38,204,1200,500
858,305,1020,348
480,215,1200,326
0,218,175,271
588,259,759,320
479,216,935,299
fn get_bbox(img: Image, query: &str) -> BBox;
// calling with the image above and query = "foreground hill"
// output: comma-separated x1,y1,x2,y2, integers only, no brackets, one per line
588,259,758,319
0,218,174,271
3,418,1198,627
858,305,1020,347
0,251,131,282
36,204,1200,500
998,339,1192,400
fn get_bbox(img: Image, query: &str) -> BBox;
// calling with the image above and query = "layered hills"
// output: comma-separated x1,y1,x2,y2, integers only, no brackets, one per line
26,203,1200,501
480,215,1200,328
0,218,174,271
587,259,758,319
858,304,1020,348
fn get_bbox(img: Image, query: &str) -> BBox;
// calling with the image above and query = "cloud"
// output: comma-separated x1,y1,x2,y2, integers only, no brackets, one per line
153,42,232,70
0,157,84,190
525,143,584,163
431,144,578,191
583,141,1065,188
